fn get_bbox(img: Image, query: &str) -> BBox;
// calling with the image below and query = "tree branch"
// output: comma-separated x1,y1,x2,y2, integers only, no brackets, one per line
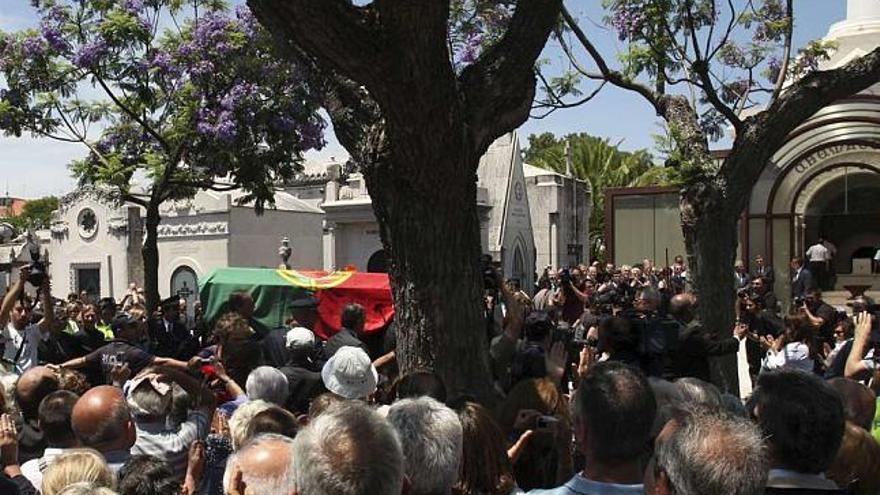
246,0,386,93
93,74,171,154
722,45,880,206
560,5,662,114
459,0,563,154
770,0,794,103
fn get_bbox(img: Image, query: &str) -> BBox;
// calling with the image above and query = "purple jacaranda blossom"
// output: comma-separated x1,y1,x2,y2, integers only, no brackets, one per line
46,5,69,23
220,82,257,111
609,4,647,41
193,12,230,48
177,42,194,58
766,56,782,82
41,23,69,53
122,0,144,14
21,36,47,58
196,121,214,137
72,39,107,68
152,51,172,72
215,111,237,141
189,60,214,78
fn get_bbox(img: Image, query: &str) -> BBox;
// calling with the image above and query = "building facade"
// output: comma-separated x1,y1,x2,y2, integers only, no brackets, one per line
607,0,880,298
44,186,324,310
303,132,590,291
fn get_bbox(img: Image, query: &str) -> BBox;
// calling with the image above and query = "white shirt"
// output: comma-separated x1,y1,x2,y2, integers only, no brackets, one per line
762,342,814,373
805,243,830,262
20,447,65,491
1,322,44,374
874,249,880,262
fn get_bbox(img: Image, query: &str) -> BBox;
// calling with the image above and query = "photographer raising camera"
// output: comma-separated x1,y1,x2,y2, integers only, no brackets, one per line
0,266,57,374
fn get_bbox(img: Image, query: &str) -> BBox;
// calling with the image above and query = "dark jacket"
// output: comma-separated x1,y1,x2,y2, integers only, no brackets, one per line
147,317,192,359
791,268,814,300
753,265,775,286
280,361,326,414
669,320,741,382
321,328,368,362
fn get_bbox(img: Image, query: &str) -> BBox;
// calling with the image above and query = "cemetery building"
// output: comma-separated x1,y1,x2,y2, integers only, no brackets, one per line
606,0,880,299
42,186,323,310
294,132,590,291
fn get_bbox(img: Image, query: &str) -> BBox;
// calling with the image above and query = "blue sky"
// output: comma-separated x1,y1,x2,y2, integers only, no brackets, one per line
0,1,847,198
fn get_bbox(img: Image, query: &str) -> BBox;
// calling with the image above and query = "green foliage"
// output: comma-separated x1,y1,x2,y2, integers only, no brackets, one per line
524,132,679,261
0,0,324,212
0,196,59,230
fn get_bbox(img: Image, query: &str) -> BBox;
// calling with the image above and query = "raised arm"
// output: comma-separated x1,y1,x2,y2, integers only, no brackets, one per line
0,268,28,328
36,275,56,334
845,312,873,379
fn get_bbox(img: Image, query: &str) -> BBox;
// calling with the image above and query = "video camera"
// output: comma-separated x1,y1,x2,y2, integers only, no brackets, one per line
24,243,47,288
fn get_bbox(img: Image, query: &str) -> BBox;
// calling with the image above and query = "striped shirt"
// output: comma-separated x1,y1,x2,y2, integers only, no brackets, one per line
131,410,210,480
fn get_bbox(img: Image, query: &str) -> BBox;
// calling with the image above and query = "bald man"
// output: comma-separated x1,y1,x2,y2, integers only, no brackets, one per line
667,293,744,382
71,385,136,474
225,433,294,495
14,366,59,463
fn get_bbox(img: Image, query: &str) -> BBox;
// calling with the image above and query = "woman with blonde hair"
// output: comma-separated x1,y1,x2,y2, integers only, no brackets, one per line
42,449,116,495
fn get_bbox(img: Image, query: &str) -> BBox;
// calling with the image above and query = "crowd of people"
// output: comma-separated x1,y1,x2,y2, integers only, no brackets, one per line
0,249,876,494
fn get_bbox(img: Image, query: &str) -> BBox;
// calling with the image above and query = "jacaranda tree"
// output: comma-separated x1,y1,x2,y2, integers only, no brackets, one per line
542,1,880,389
0,0,324,311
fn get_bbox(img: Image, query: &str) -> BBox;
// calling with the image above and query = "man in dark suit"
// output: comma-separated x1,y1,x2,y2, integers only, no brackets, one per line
147,297,192,359
752,254,774,287
321,303,369,362
667,293,744,382
790,257,814,301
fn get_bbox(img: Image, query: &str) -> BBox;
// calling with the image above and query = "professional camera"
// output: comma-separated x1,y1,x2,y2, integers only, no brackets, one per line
24,243,47,287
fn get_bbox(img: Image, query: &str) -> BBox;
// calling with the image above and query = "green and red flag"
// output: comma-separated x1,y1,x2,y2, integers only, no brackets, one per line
199,267,394,339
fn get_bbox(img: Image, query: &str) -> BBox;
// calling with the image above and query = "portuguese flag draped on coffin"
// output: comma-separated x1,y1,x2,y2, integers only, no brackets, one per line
199,267,394,339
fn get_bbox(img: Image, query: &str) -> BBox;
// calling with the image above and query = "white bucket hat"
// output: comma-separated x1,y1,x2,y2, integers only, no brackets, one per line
321,346,378,399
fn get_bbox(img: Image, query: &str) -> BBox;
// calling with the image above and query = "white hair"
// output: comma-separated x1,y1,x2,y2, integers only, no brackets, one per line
228,400,273,450
245,366,289,407
386,397,462,495
293,401,403,495
223,433,294,495
57,482,118,495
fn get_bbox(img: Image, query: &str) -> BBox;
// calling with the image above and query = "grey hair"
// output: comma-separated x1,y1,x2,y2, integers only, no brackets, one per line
223,433,295,495
57,482,118,495
386,397,463,495
675,377,722,411
126,380,186,421
293,401,403,495
245,367,289,407
655,409,768,495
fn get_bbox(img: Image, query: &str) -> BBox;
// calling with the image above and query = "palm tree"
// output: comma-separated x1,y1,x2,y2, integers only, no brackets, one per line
524,132,678,262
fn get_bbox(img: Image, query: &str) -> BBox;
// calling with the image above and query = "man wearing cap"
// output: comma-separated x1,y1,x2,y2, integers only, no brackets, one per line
279,327,325,414
259,297,318,369
321,346,378,400
147,296,192,359
54,311,197,382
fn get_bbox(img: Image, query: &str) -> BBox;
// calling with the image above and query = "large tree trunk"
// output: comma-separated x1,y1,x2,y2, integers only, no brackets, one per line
681,192,739,392
363,138,492,399
142,204,161,313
